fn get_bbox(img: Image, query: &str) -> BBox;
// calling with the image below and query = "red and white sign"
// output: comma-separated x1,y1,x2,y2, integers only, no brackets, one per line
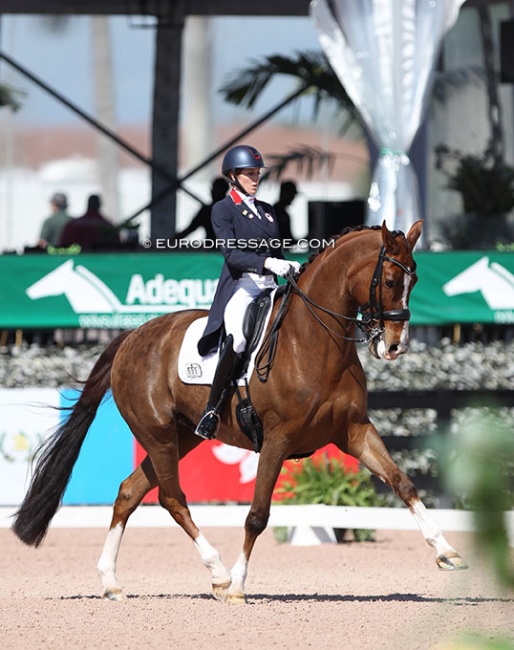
135,441,359,504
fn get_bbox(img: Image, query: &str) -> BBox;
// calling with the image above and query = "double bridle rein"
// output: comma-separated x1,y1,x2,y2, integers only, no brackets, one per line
255,240,416,382
285,245,415,343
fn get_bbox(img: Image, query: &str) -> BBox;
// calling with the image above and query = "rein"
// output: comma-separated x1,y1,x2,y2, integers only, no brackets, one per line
254,239,416,382
255,283,293,382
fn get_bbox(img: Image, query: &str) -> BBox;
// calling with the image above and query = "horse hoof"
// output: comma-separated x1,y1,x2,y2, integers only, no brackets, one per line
212,582,230,602
102,588,125,601
436,551,468,571
226,592,247,604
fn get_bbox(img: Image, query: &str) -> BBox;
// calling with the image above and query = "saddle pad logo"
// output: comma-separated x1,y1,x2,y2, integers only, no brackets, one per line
185,363,202,379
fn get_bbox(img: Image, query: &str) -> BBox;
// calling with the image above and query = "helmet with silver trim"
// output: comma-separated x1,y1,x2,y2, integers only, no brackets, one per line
221,145,265,180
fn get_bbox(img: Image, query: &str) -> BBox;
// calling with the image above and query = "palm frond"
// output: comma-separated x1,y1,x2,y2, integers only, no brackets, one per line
0,83,25,112
220,48,484,130
432,65,484,106
260,145,335,182
219,50,360,124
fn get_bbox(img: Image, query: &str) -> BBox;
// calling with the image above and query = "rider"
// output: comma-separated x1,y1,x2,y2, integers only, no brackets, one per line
195,144,301,439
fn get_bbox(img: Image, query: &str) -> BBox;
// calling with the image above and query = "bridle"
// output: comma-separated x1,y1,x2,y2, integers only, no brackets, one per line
359,244,416,335
255,237,416,382
285,241,416,345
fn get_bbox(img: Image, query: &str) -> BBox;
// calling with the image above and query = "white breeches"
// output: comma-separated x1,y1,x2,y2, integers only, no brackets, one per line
224,273,276,354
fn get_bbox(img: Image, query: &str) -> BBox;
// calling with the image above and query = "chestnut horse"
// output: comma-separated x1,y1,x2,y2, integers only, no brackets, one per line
12,221,466,602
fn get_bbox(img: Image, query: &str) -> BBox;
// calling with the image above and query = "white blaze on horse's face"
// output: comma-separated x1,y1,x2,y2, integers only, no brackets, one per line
396,270,413,356
376,272,413,361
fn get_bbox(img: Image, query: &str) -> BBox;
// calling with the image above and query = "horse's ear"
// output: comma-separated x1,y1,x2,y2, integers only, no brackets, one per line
381,220,400,254
406,219,424,250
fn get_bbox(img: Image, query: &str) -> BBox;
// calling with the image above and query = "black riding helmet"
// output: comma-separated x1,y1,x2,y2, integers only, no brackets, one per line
221,145,265,194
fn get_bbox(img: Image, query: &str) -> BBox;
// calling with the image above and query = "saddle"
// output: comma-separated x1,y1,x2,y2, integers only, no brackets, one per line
234,286,289,453
240,288,274,373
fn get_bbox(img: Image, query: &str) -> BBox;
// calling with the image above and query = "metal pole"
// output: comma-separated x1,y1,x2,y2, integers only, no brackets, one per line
0,49,202,208
179,84,308,184
150,11,184,238
92,16,121,221
126,84,309,224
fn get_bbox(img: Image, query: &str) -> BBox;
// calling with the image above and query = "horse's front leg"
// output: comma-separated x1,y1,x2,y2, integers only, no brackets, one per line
344,422,468,571
192,534,232,601
227,442,287,604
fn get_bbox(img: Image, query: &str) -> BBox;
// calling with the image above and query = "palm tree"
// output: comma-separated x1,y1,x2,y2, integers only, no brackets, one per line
219,50,483,180
476,3,504,165
219,50,362,179
221,50,361,133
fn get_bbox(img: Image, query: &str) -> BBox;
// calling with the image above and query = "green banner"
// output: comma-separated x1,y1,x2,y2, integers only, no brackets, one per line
413,251,514,326
1,252,224,329
1,250,514,329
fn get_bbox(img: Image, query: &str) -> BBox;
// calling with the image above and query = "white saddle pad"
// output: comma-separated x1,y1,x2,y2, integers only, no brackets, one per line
178,290,277,385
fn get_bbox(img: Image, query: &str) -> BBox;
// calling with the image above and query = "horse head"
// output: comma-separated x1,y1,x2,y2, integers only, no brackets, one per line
362,220,423,360
288,220,423,363
26,259,75,299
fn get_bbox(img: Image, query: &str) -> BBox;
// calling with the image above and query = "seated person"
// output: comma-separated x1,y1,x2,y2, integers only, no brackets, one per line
38,192,72,248
59,194,119,251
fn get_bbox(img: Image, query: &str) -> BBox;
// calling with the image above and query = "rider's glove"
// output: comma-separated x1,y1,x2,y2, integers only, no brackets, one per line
264,258,301,278
289,261,302,275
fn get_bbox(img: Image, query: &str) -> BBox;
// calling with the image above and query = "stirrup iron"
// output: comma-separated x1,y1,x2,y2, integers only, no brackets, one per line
194,408,220,440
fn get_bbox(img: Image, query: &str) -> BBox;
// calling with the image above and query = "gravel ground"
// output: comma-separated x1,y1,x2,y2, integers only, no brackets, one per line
1,527,513,650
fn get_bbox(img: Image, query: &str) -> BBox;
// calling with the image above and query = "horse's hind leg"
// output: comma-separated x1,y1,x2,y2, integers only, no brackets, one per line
98,434,231,601
153,445,232,600
97,456,158,600
344,422,467,570
129,422,231,600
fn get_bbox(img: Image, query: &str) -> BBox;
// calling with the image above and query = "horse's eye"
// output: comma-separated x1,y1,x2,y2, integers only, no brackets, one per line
385,279,395,289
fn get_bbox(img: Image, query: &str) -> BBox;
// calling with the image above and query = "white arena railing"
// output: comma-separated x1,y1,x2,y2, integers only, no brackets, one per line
1,505,513,546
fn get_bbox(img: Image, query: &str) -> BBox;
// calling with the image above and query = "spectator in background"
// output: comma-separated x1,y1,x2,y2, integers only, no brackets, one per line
59,194,119,252
273,180,299,245
173,177,229,244
38,192,72,249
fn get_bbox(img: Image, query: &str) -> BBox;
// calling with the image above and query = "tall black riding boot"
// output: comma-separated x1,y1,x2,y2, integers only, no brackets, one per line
195,336,240,440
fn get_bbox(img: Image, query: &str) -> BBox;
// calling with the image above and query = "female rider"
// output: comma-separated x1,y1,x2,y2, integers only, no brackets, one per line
195,144,301,439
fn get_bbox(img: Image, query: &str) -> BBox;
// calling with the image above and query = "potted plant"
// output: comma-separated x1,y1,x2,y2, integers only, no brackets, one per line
435,144,514,249
273,454,385,543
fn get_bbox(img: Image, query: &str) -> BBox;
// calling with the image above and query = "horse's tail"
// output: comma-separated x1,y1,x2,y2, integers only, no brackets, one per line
11,330,132,547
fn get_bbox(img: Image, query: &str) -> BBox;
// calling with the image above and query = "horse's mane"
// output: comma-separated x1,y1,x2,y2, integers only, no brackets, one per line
300,224,382,273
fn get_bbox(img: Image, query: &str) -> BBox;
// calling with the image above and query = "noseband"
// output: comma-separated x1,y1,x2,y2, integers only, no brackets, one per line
285,239,416,345
359,244,416,333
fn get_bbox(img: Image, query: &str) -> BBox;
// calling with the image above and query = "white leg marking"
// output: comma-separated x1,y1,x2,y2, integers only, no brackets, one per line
228,551,248,597
97,523,124,597
194,533,230,586
410,499,457,556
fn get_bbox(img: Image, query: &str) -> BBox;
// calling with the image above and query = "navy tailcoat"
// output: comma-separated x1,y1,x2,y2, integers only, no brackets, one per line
197,189,284,356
